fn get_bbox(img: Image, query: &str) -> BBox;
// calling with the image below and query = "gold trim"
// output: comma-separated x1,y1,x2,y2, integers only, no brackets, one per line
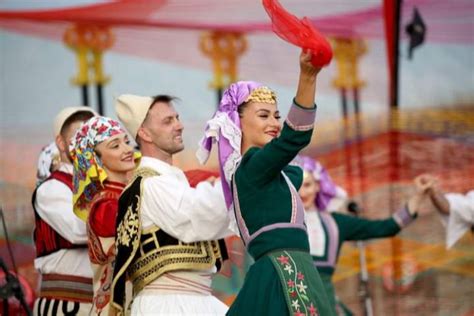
142,225,160,235
123,167,160,192
111,179,144,312
128,237,219,294
116,199,140,247
245,86,277,104
111,167,161,313
111,167,225,312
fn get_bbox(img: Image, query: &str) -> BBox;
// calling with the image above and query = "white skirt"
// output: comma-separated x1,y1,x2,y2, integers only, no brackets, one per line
131,292,229,316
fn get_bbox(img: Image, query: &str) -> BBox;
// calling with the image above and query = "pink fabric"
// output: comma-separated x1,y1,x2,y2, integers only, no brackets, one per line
0,0,472,44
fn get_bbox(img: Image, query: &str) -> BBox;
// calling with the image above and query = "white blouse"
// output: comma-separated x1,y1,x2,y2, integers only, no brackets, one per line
305,208,326,257
139,157,238,243
442,190,474,248
33,163,92,278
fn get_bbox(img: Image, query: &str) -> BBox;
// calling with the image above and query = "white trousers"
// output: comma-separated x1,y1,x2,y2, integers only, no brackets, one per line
131,292,228,316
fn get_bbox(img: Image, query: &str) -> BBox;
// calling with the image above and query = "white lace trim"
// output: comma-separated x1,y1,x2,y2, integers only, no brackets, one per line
196,112,242,186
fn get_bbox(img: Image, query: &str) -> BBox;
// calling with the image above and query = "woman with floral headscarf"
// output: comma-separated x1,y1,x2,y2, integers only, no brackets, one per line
198,51,335,315
297,155,422,315
70,116,138,315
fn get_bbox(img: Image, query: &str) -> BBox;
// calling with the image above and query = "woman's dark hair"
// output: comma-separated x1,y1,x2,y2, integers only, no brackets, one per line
237,101,250,118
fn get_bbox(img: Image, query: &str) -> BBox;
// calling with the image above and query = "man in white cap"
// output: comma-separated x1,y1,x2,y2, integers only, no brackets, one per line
111,94,236,315
32,107,96,315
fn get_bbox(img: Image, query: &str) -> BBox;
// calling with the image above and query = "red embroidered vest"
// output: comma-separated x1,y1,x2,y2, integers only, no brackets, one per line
32,170,86,257
87,181,125,265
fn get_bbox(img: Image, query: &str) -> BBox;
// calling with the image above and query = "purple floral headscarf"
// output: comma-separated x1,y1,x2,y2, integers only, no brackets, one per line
295,155,338,211
197,81,268,209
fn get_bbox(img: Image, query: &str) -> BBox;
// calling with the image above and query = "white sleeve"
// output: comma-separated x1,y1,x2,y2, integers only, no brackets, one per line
447,192,474,223
141,175,237,243
34,180,87,244
444,192,474,248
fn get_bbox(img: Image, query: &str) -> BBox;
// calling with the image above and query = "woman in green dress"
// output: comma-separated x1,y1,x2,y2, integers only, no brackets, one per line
296,155,422,315
198,51,335,316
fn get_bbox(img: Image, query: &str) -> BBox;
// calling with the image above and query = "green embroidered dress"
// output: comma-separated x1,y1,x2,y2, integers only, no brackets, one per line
227,102,335,316
307,208,417,315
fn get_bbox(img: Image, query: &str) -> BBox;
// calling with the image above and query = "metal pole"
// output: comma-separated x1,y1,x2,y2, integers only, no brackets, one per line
353,88,360,114
391,0,402,108
217,88,223,107
348,202,374,316
356,239,374,316
97,84,104,115
0,207,32,316
341,88,348,118
81,85,89,106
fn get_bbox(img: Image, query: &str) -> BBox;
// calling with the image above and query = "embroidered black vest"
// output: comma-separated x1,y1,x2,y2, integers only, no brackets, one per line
111,168,228,312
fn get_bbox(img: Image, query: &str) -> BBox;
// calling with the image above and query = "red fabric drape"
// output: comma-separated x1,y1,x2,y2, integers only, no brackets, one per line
262,0,333,67
184,169,220,188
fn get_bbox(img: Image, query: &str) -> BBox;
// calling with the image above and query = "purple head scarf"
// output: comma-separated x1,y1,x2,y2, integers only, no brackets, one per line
295,155,338,211
197,81,267,210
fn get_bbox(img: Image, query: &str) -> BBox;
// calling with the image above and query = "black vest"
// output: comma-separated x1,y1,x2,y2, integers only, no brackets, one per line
111,169,228,312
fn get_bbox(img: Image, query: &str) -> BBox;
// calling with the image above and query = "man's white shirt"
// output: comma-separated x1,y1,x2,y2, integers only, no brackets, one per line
33,163,92,278
139,156,237,242
441,190,474,248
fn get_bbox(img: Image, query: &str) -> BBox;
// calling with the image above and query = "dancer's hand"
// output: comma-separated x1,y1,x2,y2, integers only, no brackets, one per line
300,50,322,78
414,173,438,195
415,173,450,215
407,190,430,216
295,50,321,108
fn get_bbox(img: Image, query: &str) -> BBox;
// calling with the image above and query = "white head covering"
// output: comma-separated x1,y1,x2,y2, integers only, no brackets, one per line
53,106,97,137
115,94,154,139
36,141,60,186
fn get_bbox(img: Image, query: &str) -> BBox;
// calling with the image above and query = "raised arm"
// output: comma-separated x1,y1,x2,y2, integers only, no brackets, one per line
335,205,417,242
295,50,321,108
240,51,322,183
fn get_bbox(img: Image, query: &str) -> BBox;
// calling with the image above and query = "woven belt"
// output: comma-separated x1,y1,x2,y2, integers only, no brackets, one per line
39,273,93,303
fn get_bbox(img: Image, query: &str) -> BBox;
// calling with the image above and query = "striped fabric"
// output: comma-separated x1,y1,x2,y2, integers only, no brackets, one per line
39,273,93,303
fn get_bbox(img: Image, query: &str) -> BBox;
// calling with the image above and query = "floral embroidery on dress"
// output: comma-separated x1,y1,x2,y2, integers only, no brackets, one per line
270,251,319,316
277,255,290,265
93,261,114,314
